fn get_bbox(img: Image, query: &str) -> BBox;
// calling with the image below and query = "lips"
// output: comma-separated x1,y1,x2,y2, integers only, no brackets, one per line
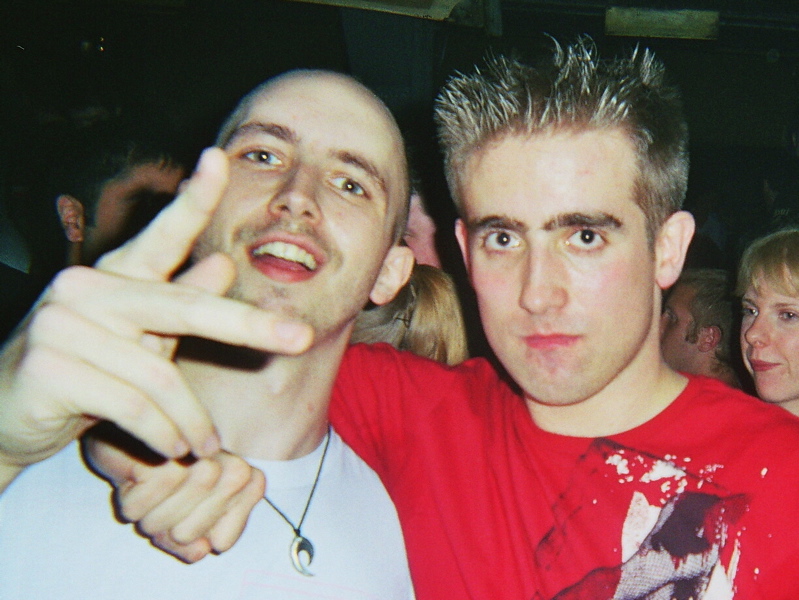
253,241,318,270
749,359,779,372
249,235,325,283
523,334,580,350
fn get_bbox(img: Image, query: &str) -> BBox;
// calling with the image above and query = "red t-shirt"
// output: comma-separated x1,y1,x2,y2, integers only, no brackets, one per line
331,343,799,600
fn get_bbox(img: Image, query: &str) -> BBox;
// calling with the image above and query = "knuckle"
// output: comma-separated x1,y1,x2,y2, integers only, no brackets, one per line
190,459,222,490
114,389,156,429
141,359,185,397
116,496,140,523
136,516,162,537
218,456,253,492
176,540,212,564
25,304,70,342
48,266,96,300
95,245,132,272
161,462,192,488
14,343,54,380
209,529,236,553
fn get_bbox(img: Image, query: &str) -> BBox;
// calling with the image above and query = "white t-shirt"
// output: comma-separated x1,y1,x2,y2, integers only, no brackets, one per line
0,429,414,600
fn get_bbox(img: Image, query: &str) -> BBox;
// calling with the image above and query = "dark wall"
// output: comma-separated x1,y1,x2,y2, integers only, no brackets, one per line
3,0,799,354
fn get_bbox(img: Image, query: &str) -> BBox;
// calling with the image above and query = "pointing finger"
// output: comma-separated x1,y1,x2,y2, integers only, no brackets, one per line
97,147,229,281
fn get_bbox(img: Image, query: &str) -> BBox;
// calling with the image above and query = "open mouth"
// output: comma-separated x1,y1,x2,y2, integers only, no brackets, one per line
252,241,318,271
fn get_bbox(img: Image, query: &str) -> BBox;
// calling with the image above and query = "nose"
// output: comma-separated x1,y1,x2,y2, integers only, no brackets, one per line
518,248,567,314
268,166,321,223
743,314,769,348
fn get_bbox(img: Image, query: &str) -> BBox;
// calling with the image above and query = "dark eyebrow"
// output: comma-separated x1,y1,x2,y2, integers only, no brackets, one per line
222,122,296,148
465,215,527,234
543,212,623,231
464,212,622,235
335,150,387,194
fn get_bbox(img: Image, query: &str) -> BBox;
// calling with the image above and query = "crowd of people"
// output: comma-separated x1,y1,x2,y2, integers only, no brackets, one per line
1,34,799,600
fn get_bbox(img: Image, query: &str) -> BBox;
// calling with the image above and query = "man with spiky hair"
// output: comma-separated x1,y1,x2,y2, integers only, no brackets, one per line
323,38,799,598
14,38,799,599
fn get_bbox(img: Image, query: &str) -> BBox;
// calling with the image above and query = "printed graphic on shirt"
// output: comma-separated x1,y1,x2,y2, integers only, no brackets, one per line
533,439,748,600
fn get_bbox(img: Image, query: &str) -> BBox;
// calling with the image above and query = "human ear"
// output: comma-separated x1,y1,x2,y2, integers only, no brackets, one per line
454,219,471,271
56,195,86,243
697,325,722,353
654,210,695,290
369,245,415,306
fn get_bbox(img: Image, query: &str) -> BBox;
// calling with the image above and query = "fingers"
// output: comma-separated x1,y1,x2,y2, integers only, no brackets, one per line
106,451,263,563
202,469,266,552
173,252,237,294
50,265,313,356
97,147,229,281
151,533,214,564
23,301,217,458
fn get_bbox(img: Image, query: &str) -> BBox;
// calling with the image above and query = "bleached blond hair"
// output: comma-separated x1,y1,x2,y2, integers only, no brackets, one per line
737,228,799,298
434,36,689,242
351,264,469,365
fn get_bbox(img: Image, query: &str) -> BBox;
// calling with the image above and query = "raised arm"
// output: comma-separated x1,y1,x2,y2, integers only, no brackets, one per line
0,148,312,493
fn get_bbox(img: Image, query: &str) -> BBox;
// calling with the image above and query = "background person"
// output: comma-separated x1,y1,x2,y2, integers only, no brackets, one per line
402,191,441,268
660,268,741,387
737,227,799,416
352,263,469,365
50,119,187,267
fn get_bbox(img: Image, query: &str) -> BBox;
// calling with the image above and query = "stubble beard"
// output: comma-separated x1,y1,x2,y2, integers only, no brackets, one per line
226,275,308,324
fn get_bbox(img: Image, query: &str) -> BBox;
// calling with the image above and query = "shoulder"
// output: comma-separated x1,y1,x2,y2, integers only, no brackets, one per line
681,375,799,434
342,342,500,387
674,375,799,477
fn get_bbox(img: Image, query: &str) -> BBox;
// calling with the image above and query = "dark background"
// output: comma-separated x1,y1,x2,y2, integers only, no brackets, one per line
2,0,799,353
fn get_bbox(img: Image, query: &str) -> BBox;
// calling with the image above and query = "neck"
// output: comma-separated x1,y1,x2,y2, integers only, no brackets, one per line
65,242,83,267
781,397,799,418
707,360,741,389
527,331,688,438
176,331,350,460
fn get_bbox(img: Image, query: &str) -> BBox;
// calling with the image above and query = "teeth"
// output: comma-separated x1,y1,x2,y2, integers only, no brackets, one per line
253,241,317,270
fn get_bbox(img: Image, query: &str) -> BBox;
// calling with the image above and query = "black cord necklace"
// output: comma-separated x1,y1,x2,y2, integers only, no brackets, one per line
263,424,332,577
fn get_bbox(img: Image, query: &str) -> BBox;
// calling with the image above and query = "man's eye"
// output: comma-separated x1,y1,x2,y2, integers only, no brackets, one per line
243,150,282,165
780,310,798,322
333,177,365,197
484,230,520,250
567,228,604,250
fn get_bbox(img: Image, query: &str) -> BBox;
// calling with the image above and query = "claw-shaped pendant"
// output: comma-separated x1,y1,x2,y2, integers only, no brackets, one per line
290,534,315,576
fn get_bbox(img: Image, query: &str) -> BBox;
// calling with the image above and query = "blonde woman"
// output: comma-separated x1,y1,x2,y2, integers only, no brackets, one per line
738,228,799,416
352,263,468,365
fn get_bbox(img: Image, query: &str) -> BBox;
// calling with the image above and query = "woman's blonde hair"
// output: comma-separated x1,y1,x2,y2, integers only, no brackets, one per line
351,264,469,365
736,228,799,297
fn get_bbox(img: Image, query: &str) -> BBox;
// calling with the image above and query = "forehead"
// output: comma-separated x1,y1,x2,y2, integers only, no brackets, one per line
236,74,406,192
461,128,640,220
749,273,799,300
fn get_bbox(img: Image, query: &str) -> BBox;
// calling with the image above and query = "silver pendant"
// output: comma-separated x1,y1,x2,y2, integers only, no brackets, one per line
290,534,315,576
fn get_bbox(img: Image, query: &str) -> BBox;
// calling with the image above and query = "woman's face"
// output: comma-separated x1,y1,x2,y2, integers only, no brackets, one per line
741,277,799,415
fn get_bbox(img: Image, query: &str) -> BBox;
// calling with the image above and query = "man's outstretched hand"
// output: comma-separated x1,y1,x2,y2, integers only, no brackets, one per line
0,148,312,493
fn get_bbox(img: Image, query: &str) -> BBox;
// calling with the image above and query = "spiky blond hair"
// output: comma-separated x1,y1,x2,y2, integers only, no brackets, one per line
435,36,688,242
